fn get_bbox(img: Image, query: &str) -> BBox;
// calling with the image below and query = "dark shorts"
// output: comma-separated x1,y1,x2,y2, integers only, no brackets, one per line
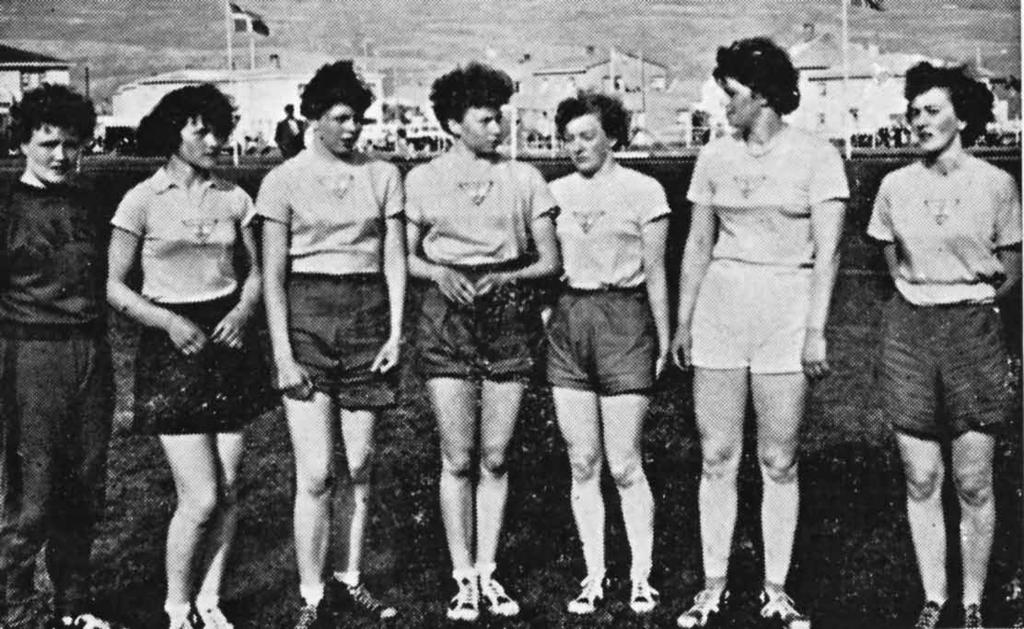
415,269,541,381
546,288,656,395
880,294,1015,439
286,274,396,409
134,296,268,435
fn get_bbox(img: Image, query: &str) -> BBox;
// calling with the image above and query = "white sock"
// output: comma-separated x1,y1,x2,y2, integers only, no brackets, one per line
299,583,325,607
195,594,219,611
474,562,496,582
452,566,477,584
334,570,360,587
164,602,190,627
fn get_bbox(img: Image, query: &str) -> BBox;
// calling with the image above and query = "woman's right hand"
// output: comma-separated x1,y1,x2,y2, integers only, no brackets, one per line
670,325,692,370
165,314,208,356
433,266,476,304
274,357,315,401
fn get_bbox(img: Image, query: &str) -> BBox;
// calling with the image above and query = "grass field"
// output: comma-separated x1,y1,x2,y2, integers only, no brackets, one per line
75,271,1023,629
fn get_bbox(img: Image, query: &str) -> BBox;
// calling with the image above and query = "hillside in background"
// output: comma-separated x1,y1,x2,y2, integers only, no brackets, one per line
1,0,1019,106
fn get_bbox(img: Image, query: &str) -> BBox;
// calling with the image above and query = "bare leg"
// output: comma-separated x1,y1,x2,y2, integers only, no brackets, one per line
951,430,996,607
751,372,806,590
285,392,335,596
476,379,525,568
428,378,478,571
553,387,605,578
693,368,749,592
337,409,377,577
195,432,245,601
896,432,948,604
600,393,653,581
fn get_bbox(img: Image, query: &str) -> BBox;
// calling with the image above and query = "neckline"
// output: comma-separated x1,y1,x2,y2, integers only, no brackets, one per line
742,124,789,158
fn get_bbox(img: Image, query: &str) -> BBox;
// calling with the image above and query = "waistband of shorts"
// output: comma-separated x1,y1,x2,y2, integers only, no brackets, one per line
562,283,646,296
290,272,384,285
0,319,105,340
711,258,813,271
436,258,530,275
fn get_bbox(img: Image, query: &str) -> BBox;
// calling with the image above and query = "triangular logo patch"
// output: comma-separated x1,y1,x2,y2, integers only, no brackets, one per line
456,180,493,206
572,210,604,234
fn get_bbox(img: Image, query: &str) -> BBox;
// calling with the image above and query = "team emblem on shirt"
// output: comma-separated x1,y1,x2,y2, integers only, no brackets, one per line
456,180,494,206
183,219,219,244
572,210,604,234
732,174,769,199
318,173,354,200
924,197,957,225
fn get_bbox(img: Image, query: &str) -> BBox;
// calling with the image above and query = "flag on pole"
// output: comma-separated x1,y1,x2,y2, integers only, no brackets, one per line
230,3,269,36
851,0,885,10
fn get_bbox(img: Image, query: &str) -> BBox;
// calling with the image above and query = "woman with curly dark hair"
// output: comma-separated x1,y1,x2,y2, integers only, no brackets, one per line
867,63,1020,629
256,61,404,628
405,62,561,622
546,91,670,616
107,84,262,629
670,37,848,628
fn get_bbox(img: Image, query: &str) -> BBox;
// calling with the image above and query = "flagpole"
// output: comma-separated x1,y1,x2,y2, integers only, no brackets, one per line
224,0,233,70
249,31,256,70
841,0,851,159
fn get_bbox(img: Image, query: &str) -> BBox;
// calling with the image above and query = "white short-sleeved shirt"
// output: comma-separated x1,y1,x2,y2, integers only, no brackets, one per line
255,149,404,275
550,162,670,289
867,155,1022,305
687,125,849,267
111,168,253,304
405,151,558,266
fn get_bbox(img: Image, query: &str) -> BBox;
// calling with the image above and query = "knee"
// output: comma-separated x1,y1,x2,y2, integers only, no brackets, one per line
441,452,474,479
479,447,508,477
218,482,239,509
953,469,994,508
904,465,942,502
177,488,218,525
296,466,334,499
348,457,373,485
758,448,799,484
701,443,740,480
568,450,602,483
608,457,645,489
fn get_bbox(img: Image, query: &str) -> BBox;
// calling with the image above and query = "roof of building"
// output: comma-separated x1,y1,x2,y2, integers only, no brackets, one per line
0,44,68,67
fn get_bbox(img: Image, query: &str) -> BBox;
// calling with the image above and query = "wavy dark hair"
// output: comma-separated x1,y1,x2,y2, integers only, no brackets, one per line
10,83,96,145
430,62,515,133
904,62,994,147
713,37,800,115
136,84,235,157
555,91,631,147
300,61,375,121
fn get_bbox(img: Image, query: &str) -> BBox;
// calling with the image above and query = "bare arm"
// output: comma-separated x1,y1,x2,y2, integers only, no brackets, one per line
106,227,207,354
477,215,563,292
670,203,716,368
641,217,671,375
210,221,262,348
371,215,408,373
995,247,1022,300
406,220,476,304
261,217,311,394
802,199,846,378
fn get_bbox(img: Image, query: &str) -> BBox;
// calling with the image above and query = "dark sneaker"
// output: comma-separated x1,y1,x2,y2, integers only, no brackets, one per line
964,603,983,629
293,603,324,629
48,613,113,629
759,590,810,629
335,581,398,620
196,604,234,629
913,601,943,629
676,588,728,628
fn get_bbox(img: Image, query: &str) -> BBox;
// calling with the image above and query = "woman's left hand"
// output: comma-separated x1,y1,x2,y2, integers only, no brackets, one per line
211,308,250,348
474,272,510,296
655,351,670,379
371,336,401,373
801,329,830,379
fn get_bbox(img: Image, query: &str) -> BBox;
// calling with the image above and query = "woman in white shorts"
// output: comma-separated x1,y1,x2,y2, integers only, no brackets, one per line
546,91,670,616
670,37,848,629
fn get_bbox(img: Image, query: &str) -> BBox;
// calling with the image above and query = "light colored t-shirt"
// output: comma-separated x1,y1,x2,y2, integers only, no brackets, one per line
405,151,558,266
867,155,1022,305
550,162,670,289
111,168,253,304
255,149,404,275
687,125,849,267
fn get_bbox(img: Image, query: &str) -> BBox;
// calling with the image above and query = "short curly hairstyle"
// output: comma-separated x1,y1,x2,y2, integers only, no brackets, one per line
555,91,631,147
300,61,375,121
10,83,96,145
904,62,994,147
135,84,236,157
430,62,515,133
713,37,800,115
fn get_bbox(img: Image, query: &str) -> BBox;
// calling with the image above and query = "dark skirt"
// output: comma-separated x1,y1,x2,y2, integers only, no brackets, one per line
132,295,269,435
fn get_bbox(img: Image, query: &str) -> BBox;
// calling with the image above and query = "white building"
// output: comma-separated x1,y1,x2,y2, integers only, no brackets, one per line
0,44,71,115
110,62,385,147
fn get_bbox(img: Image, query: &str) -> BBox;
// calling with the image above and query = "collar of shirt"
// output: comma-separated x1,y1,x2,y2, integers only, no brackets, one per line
148,167,232,195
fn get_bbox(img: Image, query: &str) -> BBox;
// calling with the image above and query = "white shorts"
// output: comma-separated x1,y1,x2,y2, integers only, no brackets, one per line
691,259,811,374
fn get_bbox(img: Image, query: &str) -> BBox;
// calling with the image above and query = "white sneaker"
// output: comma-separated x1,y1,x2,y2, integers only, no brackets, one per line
447,574,480,622
566,574,605,615
760,590,810,629
629,579,660,614
677,588,727,628
479,575,520,617
197,605,234,629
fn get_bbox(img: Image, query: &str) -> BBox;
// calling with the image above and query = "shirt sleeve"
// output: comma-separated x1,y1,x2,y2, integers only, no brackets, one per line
809,142,850,204
404,165,428,226
993,170,1023,248
526,165,559,221
686,146,714,205
639,177,671,224
254,166,291,224
380,163,405,219
866,174,895,243
236,188,257,227
110,184,148,236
